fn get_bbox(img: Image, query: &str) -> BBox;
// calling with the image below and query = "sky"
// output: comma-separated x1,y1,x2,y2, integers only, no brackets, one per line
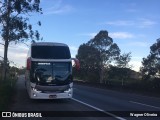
0,0,160,71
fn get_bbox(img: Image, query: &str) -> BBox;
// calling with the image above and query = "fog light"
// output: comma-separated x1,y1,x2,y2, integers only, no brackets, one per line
33,93,37,97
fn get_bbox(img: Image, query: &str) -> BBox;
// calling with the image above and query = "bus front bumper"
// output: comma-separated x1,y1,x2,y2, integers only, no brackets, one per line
30,88,73,99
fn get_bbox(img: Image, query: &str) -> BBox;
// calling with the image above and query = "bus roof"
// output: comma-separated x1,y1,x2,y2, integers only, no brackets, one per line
31,42,68,47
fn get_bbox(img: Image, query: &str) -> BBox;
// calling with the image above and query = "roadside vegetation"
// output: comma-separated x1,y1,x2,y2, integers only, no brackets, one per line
0,0,42,111
0,78,17,111
0,63,18,111
73,30,160,96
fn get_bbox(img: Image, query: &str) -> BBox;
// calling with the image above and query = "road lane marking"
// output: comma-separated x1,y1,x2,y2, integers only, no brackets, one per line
129,101,160,110
71,98,126,120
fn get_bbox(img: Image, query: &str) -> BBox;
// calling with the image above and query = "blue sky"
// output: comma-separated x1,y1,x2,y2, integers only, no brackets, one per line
0,0,160,71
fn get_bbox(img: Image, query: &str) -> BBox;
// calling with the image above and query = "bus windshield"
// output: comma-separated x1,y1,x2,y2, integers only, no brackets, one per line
31,46,71,59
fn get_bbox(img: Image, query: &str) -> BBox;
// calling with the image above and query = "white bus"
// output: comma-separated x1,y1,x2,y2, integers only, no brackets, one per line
25,42,80,99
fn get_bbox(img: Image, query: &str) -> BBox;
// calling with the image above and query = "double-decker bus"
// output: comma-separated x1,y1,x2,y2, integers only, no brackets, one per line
25,42,79,99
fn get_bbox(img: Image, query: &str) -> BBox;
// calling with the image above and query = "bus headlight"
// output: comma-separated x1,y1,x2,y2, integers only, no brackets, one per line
64,88,72,93
31,87,41,93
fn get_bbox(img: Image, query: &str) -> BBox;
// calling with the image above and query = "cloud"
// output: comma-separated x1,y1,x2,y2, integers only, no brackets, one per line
44,0,73,15
9,53,27,67
9,45,28,53
125,2,138,13
69,46,78,58
84,33,97,38
132,56,143,60
69,46,78,51
105,20,134,26
79,32,134,39
78,33,97,38
126,42,150,47
138,19,157,28
14,53,27,59
7,44,29,67
109,32,134,39
129,60,142,72
45,5,73,15
104,19,157,28
126,8,138,13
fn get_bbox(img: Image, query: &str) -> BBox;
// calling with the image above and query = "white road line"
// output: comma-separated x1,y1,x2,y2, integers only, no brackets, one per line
129,101,160,110
71,98,126,120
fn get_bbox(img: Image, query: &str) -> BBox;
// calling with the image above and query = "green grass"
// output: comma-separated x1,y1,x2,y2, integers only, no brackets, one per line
0,78,17,111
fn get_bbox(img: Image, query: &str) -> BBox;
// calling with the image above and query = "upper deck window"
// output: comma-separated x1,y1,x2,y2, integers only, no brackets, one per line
31,46,71,59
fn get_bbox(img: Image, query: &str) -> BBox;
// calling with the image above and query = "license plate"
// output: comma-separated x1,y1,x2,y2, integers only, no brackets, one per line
49,95,57,99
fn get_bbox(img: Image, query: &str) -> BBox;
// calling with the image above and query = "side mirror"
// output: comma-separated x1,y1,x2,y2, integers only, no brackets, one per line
71,58,80,70
26,57,31,70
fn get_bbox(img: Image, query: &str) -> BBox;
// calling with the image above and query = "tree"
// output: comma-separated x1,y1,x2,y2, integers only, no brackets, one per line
140,38,160,90
88,30,120,83
76,44,100,70
141,38,160,79
0,0,42,81
116,52,132,68
75,43,100,82
115,52,132,86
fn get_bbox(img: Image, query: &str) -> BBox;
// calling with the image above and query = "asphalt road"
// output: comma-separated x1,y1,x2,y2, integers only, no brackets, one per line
3,75,160,120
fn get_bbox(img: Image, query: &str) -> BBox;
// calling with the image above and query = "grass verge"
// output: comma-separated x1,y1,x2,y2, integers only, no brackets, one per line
0,78,17,111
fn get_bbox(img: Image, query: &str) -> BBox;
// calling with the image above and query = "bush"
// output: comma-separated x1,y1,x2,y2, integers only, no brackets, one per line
0,78,17,111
